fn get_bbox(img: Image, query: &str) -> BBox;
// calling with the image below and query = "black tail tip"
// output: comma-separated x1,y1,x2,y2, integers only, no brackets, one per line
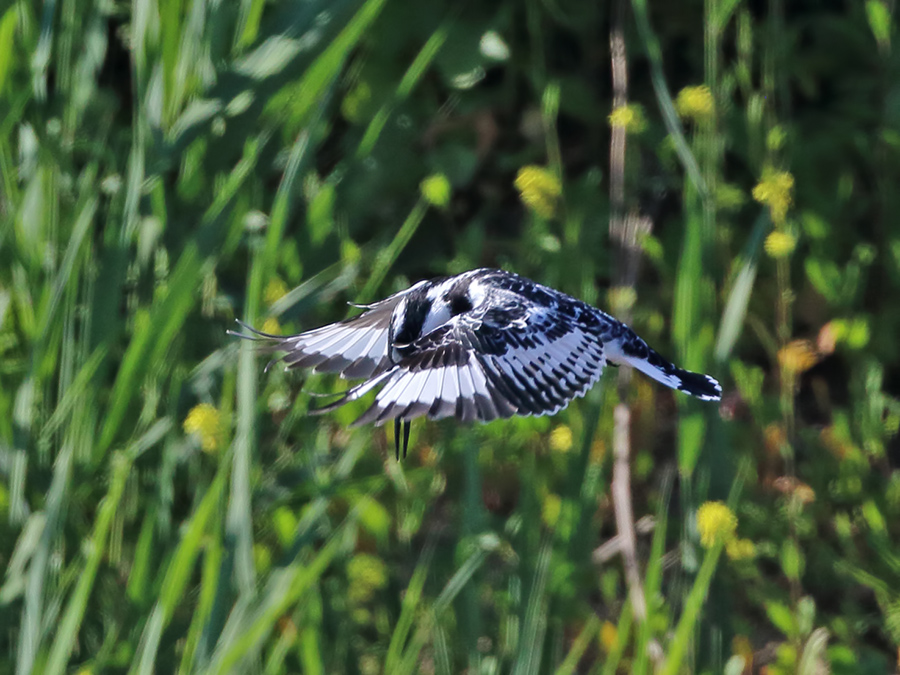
676,371,722,401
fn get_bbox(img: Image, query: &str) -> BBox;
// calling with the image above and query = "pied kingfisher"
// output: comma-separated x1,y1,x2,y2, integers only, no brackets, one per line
230,268,721,458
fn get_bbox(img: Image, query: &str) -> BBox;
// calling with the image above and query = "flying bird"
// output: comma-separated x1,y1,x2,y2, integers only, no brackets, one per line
229,268,721,459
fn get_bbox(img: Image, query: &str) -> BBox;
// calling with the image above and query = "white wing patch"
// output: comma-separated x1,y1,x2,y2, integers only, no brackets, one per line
229,298,400,380
280,321,391,379
347,317,605,426
350,359,514,427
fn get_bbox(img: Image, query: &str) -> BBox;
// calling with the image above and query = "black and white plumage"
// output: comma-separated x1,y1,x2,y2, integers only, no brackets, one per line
230,268,721,458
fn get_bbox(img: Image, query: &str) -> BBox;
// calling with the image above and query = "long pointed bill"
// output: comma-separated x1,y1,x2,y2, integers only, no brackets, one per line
403,421,411,459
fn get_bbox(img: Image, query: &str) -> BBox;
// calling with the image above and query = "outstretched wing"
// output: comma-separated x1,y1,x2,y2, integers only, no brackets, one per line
317,303,607,426
227,298,400,380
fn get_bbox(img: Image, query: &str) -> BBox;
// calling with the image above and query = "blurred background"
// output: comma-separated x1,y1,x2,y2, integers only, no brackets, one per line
1,0,900,672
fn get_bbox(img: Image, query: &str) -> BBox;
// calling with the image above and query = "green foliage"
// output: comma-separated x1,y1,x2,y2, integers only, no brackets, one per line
2,0,900,672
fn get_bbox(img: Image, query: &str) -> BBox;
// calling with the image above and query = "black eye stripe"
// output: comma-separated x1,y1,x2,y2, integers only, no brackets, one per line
448,293,472,316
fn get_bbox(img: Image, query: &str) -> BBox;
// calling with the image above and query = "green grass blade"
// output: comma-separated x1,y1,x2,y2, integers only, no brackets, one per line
15,439,72,675
511,537,553,675
284,0,390,129
660,539,724,675
129,465,229,675
553,614,600,675
629,0,708,201
632,470,673,675
384,542,436,671
715,212,768,362
43,448,138,675
204,514,360,675
357,19,452,157
356,197,429,304
396,544,490,673
600,599,633,675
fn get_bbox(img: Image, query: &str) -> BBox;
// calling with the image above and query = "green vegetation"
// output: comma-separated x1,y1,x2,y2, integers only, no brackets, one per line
1,0,899,672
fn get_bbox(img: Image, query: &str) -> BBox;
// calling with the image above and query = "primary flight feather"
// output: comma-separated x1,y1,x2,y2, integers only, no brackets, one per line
229,268,722,458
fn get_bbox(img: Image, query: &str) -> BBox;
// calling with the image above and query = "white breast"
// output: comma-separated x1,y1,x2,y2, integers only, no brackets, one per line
420,301,452,337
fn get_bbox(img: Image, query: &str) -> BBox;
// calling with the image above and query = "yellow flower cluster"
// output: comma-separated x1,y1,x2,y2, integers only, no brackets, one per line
347,554,389,605
778,339,818,375
752,169,794,225
261,317,282,335
607,104,647,134
183,403,224,453
697,501,737,548
773,476,817,505
264,277,288,306
420,173,451,208
725,538,756,561
675,85,714,122
764,231,796,259
515,165,562,219
599,621,618,652
549,425,573,453
763,423,788,456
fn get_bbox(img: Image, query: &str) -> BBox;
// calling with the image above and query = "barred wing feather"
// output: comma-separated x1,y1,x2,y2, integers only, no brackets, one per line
342,308,606,426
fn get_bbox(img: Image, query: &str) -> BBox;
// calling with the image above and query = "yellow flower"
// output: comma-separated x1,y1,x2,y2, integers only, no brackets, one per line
763,423,788,456
752,169,794,225
261,317,282,335
183,404,224,453
725,538,756,561
420,173,451,208
542,494,562,528
549,425,573,453
764,231,797,258
778,339,818,375
264,277,288,306
773,476,816,505
675,85,714,122
599,621,618,653
793,484,816,505
515,165,562,218
696,501,737,548
608,286,637,316
347,554,388,604
608,103,647,134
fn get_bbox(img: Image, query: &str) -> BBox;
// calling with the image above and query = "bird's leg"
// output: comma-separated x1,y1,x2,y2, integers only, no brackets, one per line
394,418,401,461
